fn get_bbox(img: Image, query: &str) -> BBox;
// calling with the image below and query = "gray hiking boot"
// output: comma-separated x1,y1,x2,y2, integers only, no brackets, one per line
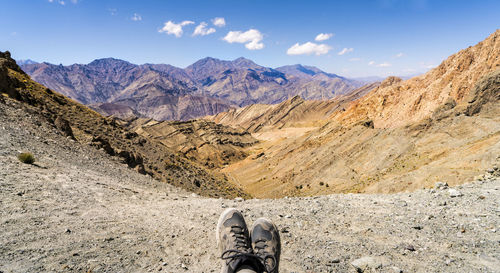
250,218,281,273
217,208,264,273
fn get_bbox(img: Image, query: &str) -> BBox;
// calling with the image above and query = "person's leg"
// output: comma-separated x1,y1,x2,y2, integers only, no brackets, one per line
250,218,281,273
235,265,258,273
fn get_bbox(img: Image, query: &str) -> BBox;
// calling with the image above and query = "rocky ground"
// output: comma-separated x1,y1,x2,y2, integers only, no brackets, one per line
1,99,499,273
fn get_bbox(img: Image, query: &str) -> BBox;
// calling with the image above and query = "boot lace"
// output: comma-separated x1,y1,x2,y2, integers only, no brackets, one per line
221,226,265,270
253,239,277,273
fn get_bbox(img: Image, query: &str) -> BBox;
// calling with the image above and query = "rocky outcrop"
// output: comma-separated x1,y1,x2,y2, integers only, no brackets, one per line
53,116,75,139
0,51,26,100
462,69,500,116
126,118,257,168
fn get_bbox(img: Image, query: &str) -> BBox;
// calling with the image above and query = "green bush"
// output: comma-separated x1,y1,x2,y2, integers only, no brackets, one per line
18,152,35,164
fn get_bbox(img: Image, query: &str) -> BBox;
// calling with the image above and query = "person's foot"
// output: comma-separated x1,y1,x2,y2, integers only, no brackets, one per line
217,208,263,273
250,218,281,273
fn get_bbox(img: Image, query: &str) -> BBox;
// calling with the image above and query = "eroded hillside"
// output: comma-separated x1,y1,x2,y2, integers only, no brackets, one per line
124,118,257,168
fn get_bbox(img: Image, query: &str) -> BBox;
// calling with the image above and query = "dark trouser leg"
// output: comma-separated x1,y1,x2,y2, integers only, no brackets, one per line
236,265,258,273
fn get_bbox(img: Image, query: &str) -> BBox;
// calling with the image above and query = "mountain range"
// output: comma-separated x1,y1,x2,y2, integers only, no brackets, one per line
20,57,363,120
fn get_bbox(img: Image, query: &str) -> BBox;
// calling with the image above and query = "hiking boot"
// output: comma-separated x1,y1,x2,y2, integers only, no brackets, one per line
250,218,281,273
217,208,263,273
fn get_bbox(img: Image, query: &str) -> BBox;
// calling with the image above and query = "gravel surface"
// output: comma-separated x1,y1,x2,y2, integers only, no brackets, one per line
1,99,499,273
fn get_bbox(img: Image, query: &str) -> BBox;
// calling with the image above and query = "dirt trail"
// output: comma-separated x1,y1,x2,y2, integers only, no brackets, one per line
1,100,499,273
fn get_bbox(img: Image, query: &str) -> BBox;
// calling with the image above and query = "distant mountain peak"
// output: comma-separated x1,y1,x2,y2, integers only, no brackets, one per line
191,56,223,65
233,57,249,61
185,57,226,71
16,59,38,66
275,64,340,79
88,58,133,68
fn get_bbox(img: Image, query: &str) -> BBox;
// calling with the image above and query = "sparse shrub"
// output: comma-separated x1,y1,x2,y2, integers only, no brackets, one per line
319,182,324,186
326,183,329,187
18,152,35,164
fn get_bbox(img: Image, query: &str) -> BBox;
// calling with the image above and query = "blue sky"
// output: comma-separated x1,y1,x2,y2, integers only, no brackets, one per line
1,0,498,77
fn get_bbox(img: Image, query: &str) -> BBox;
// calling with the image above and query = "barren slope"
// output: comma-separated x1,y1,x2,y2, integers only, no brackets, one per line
1,96,499,273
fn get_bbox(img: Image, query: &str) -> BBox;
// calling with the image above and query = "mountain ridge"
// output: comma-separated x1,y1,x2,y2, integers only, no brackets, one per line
20,56,363,120
334,29,500,128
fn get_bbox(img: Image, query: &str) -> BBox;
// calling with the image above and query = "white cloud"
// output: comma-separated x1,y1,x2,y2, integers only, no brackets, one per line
395,52,404,58
49,0,76,5
159,20,195,37
368,61,375,65
223,29,264,50
50,0,65,5
315,33,333,41
349,58,361,61
338,47,353,55
193,22,216,36
131,13,142,21
377,62,392,67
286,42,332,56
108,8,117,16
212,17,226,27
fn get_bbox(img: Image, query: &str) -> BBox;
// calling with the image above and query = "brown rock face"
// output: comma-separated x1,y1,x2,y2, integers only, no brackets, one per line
54,116,75,139
462,69,500,116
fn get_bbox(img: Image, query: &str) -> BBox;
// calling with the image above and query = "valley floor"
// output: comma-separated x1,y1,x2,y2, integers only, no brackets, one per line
1,100,499,272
